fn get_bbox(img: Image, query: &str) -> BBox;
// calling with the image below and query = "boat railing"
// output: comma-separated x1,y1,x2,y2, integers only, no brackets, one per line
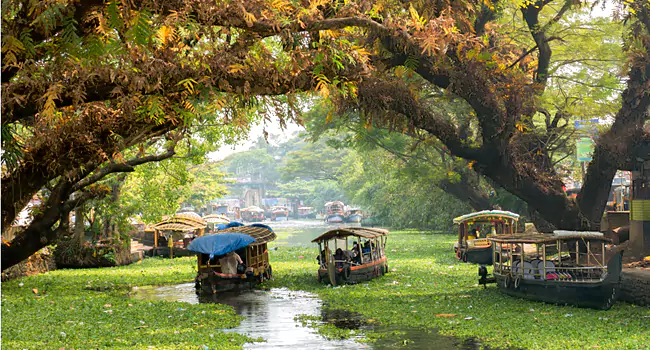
495,263,608,283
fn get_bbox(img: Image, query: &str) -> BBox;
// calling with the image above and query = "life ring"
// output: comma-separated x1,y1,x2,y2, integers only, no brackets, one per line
513,276,521,289
455,249,462,260
505,274,512,288
342,265,352,280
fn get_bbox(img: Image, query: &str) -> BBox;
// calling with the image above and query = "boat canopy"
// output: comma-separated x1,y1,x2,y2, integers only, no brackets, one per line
312,227,388,243
203,214,230,224
242,206,265,213
453,210,520,224
187,233,255,258
215,224,276,244
152,213,207,232
325,201,344,207
488,231,611,244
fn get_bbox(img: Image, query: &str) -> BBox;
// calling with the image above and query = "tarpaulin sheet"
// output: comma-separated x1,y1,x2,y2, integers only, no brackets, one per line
187,233,255,258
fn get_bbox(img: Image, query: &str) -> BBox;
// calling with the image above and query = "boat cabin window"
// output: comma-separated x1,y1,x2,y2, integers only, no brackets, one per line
493,238,608,282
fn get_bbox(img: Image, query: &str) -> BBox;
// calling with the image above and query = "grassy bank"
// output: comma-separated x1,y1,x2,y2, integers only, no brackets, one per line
1,258,252,349
266,230,650,349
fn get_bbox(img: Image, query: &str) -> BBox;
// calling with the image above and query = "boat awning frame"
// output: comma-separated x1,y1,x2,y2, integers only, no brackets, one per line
312,227,389,243
453,210,520,224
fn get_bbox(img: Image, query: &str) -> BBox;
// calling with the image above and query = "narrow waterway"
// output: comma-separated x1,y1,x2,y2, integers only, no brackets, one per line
132,219,487,349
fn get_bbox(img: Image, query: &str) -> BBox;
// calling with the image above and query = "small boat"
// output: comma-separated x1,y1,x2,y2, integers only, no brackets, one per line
478,231,623,310
240,206,265,222
297,206,316,219
324,201,345,223
453,210,520,264
270,206,290,221
344,208,362,223
312,227,389,285
190,223,276,294
148,213,208,258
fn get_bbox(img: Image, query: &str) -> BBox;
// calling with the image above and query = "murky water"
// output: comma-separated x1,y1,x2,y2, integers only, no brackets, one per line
132,220,490,349
132,284,366,349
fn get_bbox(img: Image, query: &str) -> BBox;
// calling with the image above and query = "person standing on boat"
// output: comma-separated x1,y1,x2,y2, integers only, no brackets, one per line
220,251,243,274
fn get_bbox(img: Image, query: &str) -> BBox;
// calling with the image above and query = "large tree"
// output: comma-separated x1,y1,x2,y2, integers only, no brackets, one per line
2,0,649,269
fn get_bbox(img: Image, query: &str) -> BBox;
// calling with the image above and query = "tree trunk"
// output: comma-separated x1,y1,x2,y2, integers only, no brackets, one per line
73,203,85,247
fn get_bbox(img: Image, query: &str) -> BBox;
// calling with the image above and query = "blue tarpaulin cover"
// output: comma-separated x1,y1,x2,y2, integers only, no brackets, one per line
187,233,255,259
215,221,244,231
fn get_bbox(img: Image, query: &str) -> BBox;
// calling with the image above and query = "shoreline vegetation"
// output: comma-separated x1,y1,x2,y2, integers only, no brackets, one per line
2,230,649,349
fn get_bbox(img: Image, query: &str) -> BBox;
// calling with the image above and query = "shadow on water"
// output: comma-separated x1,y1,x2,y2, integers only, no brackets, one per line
132,284,500,349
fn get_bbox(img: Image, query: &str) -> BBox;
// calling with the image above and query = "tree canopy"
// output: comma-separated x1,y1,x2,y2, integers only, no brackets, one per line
2,0,649,269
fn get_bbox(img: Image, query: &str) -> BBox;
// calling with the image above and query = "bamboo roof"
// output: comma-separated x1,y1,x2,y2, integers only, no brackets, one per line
152,214,207,232
203,214,230,224
215,225,276,244
453,210,520,224
312,227,389,243
488,231,611,244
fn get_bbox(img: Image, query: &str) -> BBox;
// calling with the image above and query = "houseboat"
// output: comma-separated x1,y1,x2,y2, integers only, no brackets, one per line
297,206,316,219
325,201,345,223
148,213,207,258
270,206,290,221
453,210,520,265
189,223,276,294
312,227,389,286
344,208,362,223
478,231,623,310
240,206,265,222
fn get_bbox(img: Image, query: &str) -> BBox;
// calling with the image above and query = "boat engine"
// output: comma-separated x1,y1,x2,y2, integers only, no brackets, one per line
478,265,495,288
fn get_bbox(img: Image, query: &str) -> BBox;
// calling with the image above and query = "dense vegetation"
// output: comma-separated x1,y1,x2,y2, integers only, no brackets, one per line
3,231,648,349
2,0,649,269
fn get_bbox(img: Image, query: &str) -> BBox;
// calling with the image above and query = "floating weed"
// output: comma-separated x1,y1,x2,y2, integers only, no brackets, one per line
1,257,252,349
266,230,650,350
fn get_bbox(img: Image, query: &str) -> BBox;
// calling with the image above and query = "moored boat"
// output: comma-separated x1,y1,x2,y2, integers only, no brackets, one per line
190,223,276,294
312,227,389,286
297,206,316,219
240,206,265,222
344,208,362,223
453,210,520,264
479,231,623,310
325,201,345,223
270,206,289,221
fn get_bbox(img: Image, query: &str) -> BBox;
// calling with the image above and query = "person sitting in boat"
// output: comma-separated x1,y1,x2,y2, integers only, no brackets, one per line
334,248,347,268
219,251,243,274
468,227,479,240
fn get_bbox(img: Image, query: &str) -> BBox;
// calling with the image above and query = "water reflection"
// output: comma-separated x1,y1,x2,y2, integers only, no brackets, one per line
132,284,365,349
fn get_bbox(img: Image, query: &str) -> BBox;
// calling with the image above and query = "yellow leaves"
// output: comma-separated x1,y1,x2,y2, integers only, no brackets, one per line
409,4,426,31
271,0,294,14
228,64,246,74
468,160,476,170
177,78,197,94
41,83,63,120
309,0,329,10
515,121,530,133
2,35,25,67
183,100,196,113
243,10,256,27
314,73,330,97
319,30,339,40
156,26,178,46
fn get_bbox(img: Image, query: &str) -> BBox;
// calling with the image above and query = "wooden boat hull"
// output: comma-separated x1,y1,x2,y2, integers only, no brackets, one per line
494,252,623,310
345,214,362,223
326,214,345,223
195,267,272,294
317,257,388,285
456,246,493,265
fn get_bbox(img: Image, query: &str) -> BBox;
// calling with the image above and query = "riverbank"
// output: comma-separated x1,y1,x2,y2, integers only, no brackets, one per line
1,258,252,349
266,230,650,349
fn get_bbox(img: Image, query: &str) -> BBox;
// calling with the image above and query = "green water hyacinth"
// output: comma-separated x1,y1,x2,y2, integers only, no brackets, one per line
265,230,650,350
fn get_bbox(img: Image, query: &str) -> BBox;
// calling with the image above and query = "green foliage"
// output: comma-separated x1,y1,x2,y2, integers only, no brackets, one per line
1,258,251,349
266,230,650,350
